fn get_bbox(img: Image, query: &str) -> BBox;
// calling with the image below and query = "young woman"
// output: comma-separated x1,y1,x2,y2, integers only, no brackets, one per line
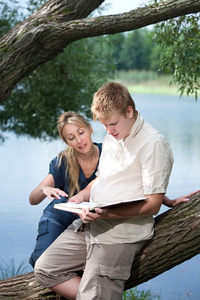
29,111,102,267
30,110,193,269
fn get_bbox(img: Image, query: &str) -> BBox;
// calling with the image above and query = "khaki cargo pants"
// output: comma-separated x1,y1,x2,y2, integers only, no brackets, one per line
34,222,145,300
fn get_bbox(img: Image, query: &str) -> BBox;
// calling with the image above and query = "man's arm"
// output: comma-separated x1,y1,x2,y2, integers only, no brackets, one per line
79,194,164,223
104,193,164,219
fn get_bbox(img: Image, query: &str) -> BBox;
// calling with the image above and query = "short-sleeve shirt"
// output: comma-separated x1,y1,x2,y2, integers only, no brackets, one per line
49,143,102,196
89,113,174,244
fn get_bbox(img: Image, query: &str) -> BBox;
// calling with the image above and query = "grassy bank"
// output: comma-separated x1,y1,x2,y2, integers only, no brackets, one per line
123,288,161,300
115,70,180,95
0,258,31,280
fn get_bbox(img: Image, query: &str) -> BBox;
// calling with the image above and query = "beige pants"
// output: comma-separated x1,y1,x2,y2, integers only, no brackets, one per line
34,223,145,300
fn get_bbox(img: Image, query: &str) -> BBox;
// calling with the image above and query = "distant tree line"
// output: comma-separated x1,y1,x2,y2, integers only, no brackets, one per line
100,29,160,72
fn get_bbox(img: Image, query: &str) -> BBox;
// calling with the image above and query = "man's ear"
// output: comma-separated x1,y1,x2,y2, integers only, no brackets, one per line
126,106,134,118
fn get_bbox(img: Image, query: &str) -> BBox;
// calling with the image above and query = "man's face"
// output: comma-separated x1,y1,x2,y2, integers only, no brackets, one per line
100,108,135,140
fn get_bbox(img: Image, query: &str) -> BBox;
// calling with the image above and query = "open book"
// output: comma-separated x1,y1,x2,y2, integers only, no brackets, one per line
54,197,147,214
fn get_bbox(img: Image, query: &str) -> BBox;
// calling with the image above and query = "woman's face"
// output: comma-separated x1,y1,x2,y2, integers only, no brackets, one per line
62,123,93,153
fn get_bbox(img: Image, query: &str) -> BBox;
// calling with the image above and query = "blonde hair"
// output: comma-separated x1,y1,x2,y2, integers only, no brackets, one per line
91,82,136,121
57,111,91,198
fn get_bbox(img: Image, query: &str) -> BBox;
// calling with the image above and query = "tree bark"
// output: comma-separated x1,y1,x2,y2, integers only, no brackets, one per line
125,191,200,289
0,192,200,299
1,0,200,102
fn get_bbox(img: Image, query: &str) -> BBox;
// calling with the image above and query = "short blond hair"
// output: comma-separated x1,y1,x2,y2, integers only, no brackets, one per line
91,82,136,121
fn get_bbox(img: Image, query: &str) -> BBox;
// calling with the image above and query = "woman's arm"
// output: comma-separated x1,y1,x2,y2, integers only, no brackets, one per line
29,174,68,205
163,191,199,208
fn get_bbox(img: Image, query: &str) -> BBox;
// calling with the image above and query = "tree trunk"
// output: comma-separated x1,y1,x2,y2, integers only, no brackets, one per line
0,192,200,299
1,0,200,102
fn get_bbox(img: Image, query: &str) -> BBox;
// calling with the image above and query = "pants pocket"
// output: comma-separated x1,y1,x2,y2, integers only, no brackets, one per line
98,263,130,280
36,219,49,240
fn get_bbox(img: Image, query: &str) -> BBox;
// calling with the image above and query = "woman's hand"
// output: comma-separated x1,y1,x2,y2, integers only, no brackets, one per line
41,187,68,201
165,190,199,208
78,207,108,223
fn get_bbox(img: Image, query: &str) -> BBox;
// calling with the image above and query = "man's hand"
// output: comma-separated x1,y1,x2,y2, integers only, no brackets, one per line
68,193,85,204
68,180,95,204
78,207,108,223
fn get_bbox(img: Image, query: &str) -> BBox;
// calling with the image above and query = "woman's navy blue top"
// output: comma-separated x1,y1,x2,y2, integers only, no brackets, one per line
50,144,102,196
29,143,102,267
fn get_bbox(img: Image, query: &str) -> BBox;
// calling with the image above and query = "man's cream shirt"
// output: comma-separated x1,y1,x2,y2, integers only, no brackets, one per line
90,112,174,244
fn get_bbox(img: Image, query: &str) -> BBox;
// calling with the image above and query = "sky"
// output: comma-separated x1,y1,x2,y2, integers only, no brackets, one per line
102,0,150,15
14,0,151,15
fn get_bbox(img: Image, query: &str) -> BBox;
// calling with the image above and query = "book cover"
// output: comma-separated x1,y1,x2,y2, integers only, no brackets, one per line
54,197,147,214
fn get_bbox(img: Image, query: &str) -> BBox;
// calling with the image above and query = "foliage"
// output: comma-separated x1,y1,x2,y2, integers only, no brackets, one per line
0,0,24,37
101,33,125,70
26,0,46,14
0,0,115,141
0,258,31,280
101,29,158,72
122,287,161,300
152,14,200,99
0,37,115,140
119,29,154,71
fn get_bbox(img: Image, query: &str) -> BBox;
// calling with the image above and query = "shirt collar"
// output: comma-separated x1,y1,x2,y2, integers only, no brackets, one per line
122,111,144,145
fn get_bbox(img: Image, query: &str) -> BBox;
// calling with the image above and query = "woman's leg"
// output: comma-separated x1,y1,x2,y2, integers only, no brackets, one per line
29,206,76,267
29,217,66,267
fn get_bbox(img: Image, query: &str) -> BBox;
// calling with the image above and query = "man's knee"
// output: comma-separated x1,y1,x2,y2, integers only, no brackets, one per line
34,256,48,287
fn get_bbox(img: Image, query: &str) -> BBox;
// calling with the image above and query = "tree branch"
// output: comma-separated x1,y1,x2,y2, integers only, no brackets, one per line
1,0,200,102
125,191,200,289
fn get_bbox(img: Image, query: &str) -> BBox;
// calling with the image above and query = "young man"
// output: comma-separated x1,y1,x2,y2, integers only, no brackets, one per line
34,82,174,300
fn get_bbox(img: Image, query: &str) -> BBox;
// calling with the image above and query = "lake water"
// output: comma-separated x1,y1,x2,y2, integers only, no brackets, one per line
0,94,200,299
